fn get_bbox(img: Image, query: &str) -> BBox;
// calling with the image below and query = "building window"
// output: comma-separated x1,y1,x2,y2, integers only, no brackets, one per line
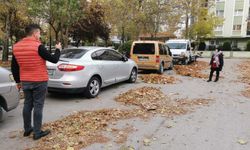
216,10,224,17
235,9,243,16
233,25,241,31
215,25,223,31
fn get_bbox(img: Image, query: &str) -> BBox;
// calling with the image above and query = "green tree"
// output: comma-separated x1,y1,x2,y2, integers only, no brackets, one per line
0,0,30,61
69,1,110,45
189,8,222,40
178,0,221,40
102,0,181,42
27,0,83,48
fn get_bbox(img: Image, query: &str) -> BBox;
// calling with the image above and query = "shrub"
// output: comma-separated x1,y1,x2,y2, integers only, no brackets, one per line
222,41,231,51
118,41,133,57
113,43,120,50
198,42,206,51
245,41,250,51
208,45,216,51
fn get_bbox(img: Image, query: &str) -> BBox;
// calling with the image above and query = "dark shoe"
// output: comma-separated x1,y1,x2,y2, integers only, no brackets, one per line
207,80,211,82
33,130,50,140
23,128,33,137
214,79,218,82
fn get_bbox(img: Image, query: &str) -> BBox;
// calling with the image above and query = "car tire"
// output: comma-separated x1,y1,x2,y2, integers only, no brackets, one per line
0,106,3,122
157,63,164,74
169,61,174,70
182,58,188,65
128,68,137,83
85,76,101,98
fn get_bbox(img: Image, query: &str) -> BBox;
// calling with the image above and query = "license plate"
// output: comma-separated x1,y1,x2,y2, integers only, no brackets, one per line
138,56,149,61
47,69,55,76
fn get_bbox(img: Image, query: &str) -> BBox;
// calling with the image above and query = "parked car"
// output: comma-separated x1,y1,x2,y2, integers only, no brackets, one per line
0,67,20,122
130,41,173,74
165,39,195,65
47,46,138,98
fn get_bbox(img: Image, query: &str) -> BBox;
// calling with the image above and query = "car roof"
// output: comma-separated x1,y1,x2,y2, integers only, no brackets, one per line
166,39,189,43
133,40,165,44
64,46,112,52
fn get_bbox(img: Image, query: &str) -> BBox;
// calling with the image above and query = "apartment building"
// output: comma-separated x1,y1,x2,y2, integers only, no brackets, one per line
207,0,250,50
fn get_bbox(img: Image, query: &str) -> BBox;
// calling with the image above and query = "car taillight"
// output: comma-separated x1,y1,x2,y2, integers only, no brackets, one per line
156,55,160,63
58,64,85,72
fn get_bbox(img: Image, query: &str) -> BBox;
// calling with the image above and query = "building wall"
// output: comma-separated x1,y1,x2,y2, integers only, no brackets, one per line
204,0,250,51
214,0,249,37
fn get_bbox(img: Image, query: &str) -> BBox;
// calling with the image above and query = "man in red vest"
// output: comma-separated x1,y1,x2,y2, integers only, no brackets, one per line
11,24,61,140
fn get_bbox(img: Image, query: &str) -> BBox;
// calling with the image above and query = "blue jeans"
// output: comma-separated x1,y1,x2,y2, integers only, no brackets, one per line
22,82,48,135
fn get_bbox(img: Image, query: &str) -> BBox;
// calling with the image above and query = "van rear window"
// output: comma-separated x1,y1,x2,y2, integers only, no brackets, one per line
133,43,155,54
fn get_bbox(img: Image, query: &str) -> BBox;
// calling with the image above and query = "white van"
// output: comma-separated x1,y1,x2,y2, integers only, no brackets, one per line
166,39,195,65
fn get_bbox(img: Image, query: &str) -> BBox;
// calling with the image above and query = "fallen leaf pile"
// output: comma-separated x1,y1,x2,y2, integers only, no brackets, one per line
115,86,212,116
111,126,134,144
238,61,250,98
28,87,212,149
238,61,250,84
139,74,178,84
30,109,146,150
0,60,11,67
174,61,209,79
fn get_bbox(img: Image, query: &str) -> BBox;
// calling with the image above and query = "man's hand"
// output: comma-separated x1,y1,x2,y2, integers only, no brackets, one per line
55,42,62,50
16,83,22,91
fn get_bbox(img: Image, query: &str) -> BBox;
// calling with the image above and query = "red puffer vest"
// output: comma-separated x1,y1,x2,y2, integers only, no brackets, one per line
13,37,48,82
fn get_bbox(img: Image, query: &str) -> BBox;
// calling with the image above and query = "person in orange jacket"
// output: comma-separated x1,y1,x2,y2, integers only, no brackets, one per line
11,24,61,140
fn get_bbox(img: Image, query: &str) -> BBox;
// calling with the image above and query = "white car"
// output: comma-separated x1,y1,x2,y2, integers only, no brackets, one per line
47,47,138,98
0,67,19,121
166,39,195,65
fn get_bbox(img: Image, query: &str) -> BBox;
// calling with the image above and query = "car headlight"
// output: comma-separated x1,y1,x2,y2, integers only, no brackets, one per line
9,74,15,82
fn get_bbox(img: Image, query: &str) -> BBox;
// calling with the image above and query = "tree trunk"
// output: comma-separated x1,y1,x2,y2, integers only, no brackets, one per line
121,26,125,44
185,11,189,39
60,31,64,49
63,28,69,48
2,12,10,61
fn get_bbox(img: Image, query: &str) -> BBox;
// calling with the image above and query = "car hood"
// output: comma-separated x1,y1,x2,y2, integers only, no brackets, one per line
170,49,186,55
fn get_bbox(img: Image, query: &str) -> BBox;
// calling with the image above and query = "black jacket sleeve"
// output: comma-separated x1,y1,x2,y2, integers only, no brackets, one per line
219,54,224,68
11,55,20,83
38,45,61,63
209,54,214,65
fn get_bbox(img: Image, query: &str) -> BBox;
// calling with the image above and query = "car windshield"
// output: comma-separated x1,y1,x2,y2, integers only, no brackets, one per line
167,43,186,49
133,43,155,54
60,49,87,59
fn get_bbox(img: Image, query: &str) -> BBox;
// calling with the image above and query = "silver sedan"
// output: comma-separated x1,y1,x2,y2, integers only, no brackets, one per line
47,47,138,98
0,67,20,121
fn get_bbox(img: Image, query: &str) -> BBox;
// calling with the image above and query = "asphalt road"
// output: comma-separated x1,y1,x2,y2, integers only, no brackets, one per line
1,58,250,150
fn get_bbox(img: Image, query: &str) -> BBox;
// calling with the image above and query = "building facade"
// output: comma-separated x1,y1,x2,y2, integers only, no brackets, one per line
207,0,250,50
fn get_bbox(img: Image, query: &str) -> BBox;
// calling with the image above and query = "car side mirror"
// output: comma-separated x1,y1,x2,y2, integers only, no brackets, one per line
121,55,128,62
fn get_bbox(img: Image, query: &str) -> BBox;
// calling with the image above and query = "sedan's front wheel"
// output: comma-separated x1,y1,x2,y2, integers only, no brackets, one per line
85,77,101,98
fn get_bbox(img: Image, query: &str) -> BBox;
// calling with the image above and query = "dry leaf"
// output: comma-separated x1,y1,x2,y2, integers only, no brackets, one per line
174,61,208,79
143,138,151,146
140,74,178,84
238,139,248,145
